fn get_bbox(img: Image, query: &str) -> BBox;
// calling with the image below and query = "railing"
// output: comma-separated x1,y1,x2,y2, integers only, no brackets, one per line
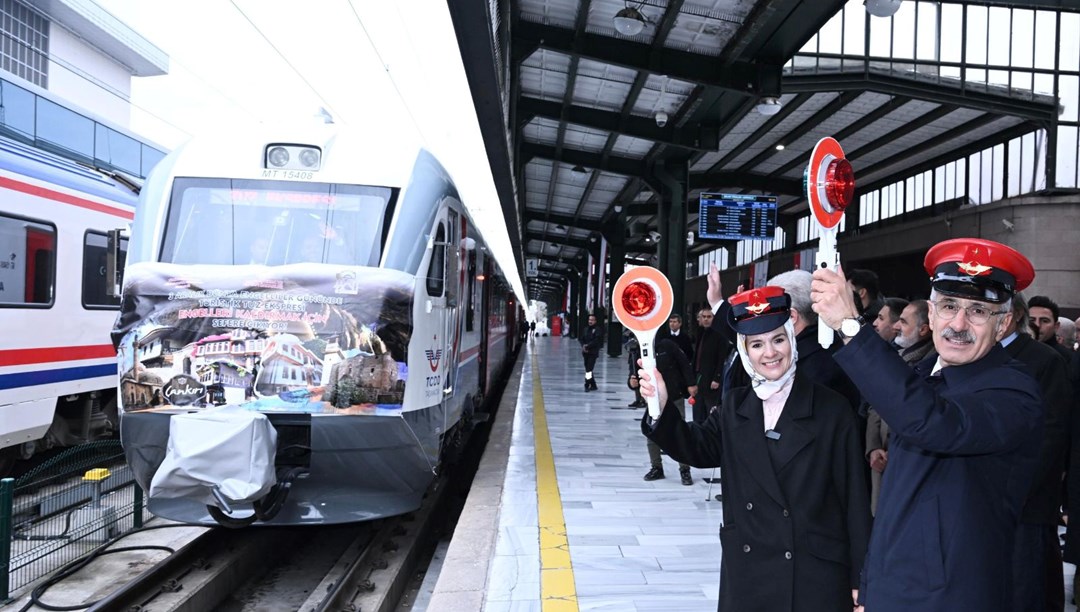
0,441,151,599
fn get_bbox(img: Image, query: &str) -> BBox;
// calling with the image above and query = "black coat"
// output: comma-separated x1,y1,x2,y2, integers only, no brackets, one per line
655,337,694,400
694,327,731,409
835,327,1042,612
643,373,871,612
579,324,604,355
1002,333,1071,525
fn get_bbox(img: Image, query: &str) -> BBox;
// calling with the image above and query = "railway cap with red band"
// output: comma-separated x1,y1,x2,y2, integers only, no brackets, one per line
727,286,792,335
924,238,1034,304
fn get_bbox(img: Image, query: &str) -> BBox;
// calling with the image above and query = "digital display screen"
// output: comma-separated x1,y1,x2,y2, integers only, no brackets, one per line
697,193,777,241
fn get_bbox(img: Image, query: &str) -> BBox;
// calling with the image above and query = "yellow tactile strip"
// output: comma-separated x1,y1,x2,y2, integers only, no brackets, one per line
532,352,579,612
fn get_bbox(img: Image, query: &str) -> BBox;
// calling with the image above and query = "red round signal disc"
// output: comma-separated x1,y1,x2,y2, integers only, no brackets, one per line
612,267,673,333
806,137,852,229
622,281,657,317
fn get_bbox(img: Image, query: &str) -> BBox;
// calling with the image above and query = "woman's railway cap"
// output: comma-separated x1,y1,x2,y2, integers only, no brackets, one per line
727,286,791,335
924,238,1034,304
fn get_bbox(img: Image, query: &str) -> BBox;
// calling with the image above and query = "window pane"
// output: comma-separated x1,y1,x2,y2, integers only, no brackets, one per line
36,97,93,162
987,8,1011,66
966,6,988,65
940,4,962,63
83,231,125,308
892,7,915,60
0,79,35,141
142,145,166,178
0,213,55,306
819,10,844,54
95,125,141,175
1061,12,1080,71
1056,125,1078,188
1011,10,1034,69
1034,11,1056,70
1061,76,1079,123
915,2,938,61
843,2,865,56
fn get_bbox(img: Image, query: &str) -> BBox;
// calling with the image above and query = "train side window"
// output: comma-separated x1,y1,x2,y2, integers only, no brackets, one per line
83,230,126,309
0,212,55,307
426,223,446,297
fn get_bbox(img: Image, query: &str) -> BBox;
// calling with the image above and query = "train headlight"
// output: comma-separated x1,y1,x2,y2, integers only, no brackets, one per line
268,146,290,167
299,149,320,168
264,144,323,172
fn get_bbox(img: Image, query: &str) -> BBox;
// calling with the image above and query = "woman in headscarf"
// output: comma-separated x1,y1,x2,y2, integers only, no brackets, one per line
640,286,871,612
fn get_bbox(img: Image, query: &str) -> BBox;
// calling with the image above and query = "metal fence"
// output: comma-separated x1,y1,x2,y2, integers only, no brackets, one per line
0,441,150,599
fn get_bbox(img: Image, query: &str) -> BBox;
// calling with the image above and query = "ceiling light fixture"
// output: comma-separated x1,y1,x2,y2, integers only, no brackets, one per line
755,96,782,116
775,144,785,151
555,224,566,231
571,164,587,175
613,6,646,36
864,0,902,18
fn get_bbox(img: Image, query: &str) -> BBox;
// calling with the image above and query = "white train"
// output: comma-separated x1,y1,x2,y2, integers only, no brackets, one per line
112,125,521,526
0,136,140,471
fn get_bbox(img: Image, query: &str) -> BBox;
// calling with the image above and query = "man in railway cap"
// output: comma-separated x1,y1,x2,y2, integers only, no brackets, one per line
809,238,1043,612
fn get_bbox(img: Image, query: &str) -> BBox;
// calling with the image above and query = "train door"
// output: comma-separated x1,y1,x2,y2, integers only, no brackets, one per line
440,208,462,431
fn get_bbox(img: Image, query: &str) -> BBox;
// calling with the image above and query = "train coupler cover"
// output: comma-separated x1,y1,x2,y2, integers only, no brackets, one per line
149,406,278,507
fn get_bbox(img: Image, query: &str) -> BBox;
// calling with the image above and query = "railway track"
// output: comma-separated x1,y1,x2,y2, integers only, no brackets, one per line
83,471,450,612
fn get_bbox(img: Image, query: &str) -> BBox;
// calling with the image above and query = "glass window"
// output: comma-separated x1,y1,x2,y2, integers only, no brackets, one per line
160,178,394,267
82,230,126,309
142,145,166,177
939,4,962,63
843,3,865,56
0,78,34,141
1033,11,1056,70
36,97,93,162
892,8,915,60
966,6,988,65
987,8,1011,66
95,124,141,175
426,223,446,297
1056,126,1078,188
915,2,938,62
0,212,54,306
0,0,48,88
1011,10,1035,69
1061,12,1080,71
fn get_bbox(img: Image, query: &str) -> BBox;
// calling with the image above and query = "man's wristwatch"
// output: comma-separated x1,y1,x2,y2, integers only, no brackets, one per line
837,315,866,340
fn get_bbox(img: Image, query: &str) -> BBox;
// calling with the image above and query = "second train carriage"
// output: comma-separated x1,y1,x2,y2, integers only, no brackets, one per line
0,136,141,471
112,125,519,526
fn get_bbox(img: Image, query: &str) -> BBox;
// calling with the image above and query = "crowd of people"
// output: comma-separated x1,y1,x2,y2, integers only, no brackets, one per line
613,237,1079,612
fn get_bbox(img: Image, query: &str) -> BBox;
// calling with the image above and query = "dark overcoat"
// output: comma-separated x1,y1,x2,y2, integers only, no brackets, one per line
643,373,871,612
834,327,1042,612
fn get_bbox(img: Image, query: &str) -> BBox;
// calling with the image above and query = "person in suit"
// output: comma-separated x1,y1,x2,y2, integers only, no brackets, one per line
810,238,1043,612
997,292,1072,612
640,336,696,485
692,307,730,422
658,313,695,365
579,314,604,391
640,286,871,612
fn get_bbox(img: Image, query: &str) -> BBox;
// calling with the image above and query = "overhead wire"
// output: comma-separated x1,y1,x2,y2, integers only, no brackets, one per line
228,0,345,124
349,0,429,145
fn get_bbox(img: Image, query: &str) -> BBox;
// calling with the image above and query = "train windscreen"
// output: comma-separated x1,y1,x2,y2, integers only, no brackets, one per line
159,178,394,267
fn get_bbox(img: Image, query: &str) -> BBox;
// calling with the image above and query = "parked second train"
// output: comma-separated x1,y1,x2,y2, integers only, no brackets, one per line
111,125,521,526
0,136,140,472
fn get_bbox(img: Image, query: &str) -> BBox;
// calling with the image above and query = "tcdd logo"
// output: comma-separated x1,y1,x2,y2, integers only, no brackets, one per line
425,334,442,372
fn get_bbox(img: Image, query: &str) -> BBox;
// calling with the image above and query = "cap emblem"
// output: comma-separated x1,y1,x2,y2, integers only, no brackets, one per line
745,290,770,315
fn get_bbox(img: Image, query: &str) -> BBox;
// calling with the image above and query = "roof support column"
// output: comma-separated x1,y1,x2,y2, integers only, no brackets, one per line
604,212,627,357
652,158,689,319
576,266,588,340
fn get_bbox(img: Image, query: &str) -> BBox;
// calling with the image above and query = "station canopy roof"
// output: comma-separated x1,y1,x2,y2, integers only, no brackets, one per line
448,0,1066,303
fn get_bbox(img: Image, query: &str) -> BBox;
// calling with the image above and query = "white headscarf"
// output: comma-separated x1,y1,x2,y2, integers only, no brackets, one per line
735,318,799,400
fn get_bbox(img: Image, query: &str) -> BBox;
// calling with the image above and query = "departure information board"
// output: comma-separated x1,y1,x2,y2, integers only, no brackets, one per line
697,193,778,241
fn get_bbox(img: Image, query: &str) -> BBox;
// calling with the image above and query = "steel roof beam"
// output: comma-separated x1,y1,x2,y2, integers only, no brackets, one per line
783,72,1057,122
688,172,802,195
519,96,714,151
517,21,781,95
522,142,647,177
523,211,605,232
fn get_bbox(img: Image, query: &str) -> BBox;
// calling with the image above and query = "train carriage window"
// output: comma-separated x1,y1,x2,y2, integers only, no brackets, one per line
426,223,446,297
83,231,126,309
0,213,55,307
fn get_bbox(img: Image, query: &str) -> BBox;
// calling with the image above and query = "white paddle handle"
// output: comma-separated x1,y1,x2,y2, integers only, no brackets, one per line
639,340,661,419
816,227,839,349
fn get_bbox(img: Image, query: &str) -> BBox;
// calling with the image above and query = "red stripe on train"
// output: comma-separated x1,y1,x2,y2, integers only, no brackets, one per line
0,344,117,367
0,176,134,220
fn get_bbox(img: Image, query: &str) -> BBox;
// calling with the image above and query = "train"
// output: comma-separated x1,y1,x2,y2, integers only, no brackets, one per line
0,136,141,472
111,124,522,526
